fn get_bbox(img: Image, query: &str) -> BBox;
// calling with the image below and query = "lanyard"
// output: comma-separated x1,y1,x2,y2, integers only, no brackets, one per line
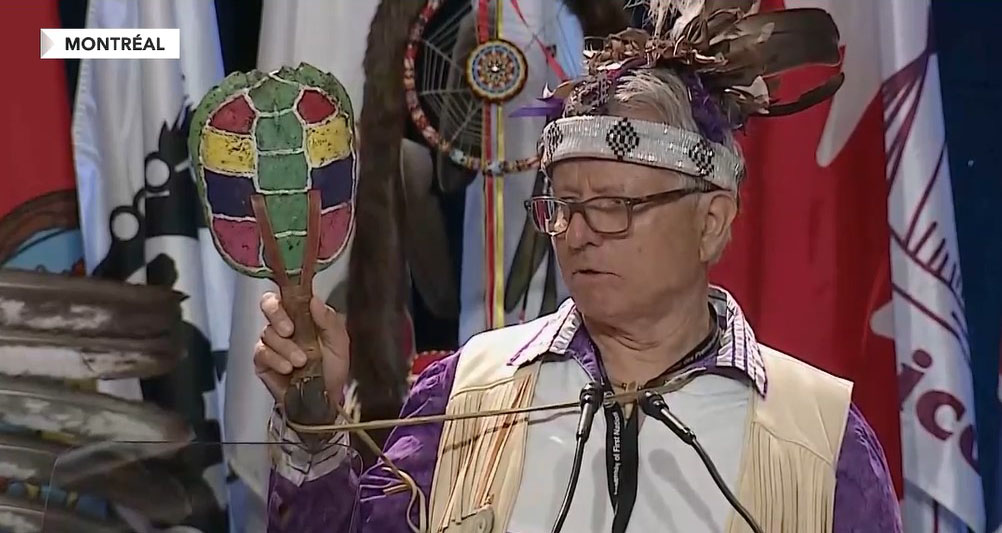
603,386,640,533
598,318,720,533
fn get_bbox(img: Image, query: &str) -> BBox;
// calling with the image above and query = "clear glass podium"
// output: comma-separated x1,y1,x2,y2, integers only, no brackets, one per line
0,440,362,532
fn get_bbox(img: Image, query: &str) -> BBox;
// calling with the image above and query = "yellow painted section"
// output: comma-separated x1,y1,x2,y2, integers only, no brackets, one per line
306,114,352,167
201,128,256,174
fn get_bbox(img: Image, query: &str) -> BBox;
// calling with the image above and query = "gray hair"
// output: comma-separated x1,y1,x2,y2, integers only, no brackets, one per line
606,68,744,194
606,68,740,262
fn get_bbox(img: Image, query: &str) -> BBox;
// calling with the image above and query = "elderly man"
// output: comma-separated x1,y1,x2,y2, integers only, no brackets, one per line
255,4,902,532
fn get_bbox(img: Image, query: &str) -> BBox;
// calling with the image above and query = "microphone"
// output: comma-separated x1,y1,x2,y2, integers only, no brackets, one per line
551,382,603,533
639,391,764,533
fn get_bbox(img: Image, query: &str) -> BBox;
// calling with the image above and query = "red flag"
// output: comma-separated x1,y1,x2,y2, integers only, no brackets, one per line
710,0,903,493
0,2,82,274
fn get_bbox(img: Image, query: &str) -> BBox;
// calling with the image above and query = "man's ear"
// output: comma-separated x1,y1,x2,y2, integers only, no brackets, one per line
698,191,738,263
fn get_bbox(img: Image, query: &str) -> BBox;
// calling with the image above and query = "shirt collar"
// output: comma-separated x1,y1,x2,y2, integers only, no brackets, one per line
507,286,768,396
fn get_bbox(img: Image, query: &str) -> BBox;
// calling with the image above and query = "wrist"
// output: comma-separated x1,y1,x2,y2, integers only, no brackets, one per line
268,407,351,485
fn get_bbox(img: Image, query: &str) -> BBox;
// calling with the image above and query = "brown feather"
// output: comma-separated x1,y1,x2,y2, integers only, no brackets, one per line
540,250,559,315
505,172,549,312
348,0,426,463
707,9,840,87
704,0,757,14
400,139,459,318
761,72,845,116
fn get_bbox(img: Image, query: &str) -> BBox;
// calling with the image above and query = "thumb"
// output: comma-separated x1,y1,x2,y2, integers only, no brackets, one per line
309,297,348,354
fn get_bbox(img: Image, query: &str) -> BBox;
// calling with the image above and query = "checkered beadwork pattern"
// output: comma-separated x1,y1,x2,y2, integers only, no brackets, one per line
605,117,641,160
540,115,744,191
542,122,564,162
688,137,715,177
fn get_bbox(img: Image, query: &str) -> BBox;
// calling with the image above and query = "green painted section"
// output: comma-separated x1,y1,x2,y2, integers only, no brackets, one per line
258,153,308,191
248,76,299,113
265,193,308,233
255,111,304,152
276,234,305,272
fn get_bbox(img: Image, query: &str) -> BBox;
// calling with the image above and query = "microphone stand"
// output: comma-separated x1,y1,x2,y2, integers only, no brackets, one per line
639,391,764,533
550,382,603,533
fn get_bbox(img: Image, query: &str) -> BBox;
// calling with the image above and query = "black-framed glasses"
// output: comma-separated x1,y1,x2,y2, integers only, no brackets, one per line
523,187,709,236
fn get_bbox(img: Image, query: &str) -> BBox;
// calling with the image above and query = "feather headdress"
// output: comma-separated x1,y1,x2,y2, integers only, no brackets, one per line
544,0,843,134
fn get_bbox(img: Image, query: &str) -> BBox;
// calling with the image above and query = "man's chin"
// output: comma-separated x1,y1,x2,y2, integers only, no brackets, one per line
569,287,621,316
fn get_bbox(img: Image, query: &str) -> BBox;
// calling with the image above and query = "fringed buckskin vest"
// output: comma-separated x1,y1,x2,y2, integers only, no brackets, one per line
428,317,852,533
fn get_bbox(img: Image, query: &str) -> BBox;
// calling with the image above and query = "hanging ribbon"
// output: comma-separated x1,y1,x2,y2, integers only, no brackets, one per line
508,0,569,82
477,0,506,330
490,0,506,330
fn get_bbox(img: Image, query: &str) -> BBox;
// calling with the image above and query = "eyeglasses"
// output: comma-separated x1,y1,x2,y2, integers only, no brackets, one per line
523,187,709,236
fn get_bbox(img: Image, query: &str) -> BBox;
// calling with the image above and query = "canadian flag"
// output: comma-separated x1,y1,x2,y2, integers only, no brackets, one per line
712,0,985,530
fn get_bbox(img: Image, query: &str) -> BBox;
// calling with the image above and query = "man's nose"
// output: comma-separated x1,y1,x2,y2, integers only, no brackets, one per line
564,211,600,249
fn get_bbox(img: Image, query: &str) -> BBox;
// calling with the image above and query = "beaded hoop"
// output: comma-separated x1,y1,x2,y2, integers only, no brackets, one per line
403,0,540,174
466,39,528,103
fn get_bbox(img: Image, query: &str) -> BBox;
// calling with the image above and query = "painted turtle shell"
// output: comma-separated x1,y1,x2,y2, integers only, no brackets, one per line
188,63,356,278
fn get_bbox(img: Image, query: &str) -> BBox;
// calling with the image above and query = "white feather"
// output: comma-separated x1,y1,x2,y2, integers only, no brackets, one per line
643,0,706,41
670,0,707,42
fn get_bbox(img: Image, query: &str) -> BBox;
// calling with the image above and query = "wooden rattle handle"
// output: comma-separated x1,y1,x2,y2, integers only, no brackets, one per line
279,282,334,427
251,192,335,446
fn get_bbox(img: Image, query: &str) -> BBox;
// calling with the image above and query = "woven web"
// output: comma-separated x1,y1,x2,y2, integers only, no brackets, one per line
418,2,484,158
414,0,587,162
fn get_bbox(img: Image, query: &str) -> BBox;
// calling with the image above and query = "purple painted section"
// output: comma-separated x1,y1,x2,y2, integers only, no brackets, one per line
204,170,255,218
311,156,355,210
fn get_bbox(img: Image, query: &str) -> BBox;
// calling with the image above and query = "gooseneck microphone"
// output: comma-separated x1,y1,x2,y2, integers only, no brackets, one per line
639,391,764,533
551,382,604,533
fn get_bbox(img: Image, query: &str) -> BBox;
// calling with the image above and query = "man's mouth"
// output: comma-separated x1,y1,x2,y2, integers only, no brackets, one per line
574,268,609,276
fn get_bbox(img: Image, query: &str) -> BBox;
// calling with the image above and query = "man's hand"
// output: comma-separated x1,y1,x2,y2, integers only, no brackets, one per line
254,291,350,409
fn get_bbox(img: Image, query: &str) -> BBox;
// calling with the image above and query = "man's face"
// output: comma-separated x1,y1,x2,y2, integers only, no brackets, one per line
549,158,708,323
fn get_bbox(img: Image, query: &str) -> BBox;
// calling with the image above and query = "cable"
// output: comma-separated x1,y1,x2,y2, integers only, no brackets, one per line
551,382,603,533
288,376,697,434
638,391,764,533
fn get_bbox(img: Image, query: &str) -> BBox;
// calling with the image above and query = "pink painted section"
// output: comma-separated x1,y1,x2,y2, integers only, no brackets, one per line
213,217,262,269
318,206,352,261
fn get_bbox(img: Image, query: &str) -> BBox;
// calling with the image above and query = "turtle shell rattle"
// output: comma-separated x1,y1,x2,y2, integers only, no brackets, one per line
188,63,356,446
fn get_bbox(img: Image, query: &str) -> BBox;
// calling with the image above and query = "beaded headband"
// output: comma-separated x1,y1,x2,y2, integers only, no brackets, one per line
539,115,745,190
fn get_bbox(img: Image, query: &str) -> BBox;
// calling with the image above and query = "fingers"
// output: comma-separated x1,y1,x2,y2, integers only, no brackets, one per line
309,296,341,330
254,340,293,374
261,326,307,367
254,340,291,401
260,291,293,336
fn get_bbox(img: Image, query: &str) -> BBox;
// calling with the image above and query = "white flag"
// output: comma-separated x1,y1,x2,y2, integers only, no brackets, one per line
879,2,984,531
222,1,379,527
72,0,232,530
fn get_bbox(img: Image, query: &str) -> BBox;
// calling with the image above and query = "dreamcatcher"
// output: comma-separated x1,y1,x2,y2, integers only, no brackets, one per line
404,0,633,331
339,0,632,457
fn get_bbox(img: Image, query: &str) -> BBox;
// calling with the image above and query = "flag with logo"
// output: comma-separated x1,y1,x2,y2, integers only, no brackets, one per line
71,0,233,530
712,0,984,530
0,1,83,274
221,2,380,528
